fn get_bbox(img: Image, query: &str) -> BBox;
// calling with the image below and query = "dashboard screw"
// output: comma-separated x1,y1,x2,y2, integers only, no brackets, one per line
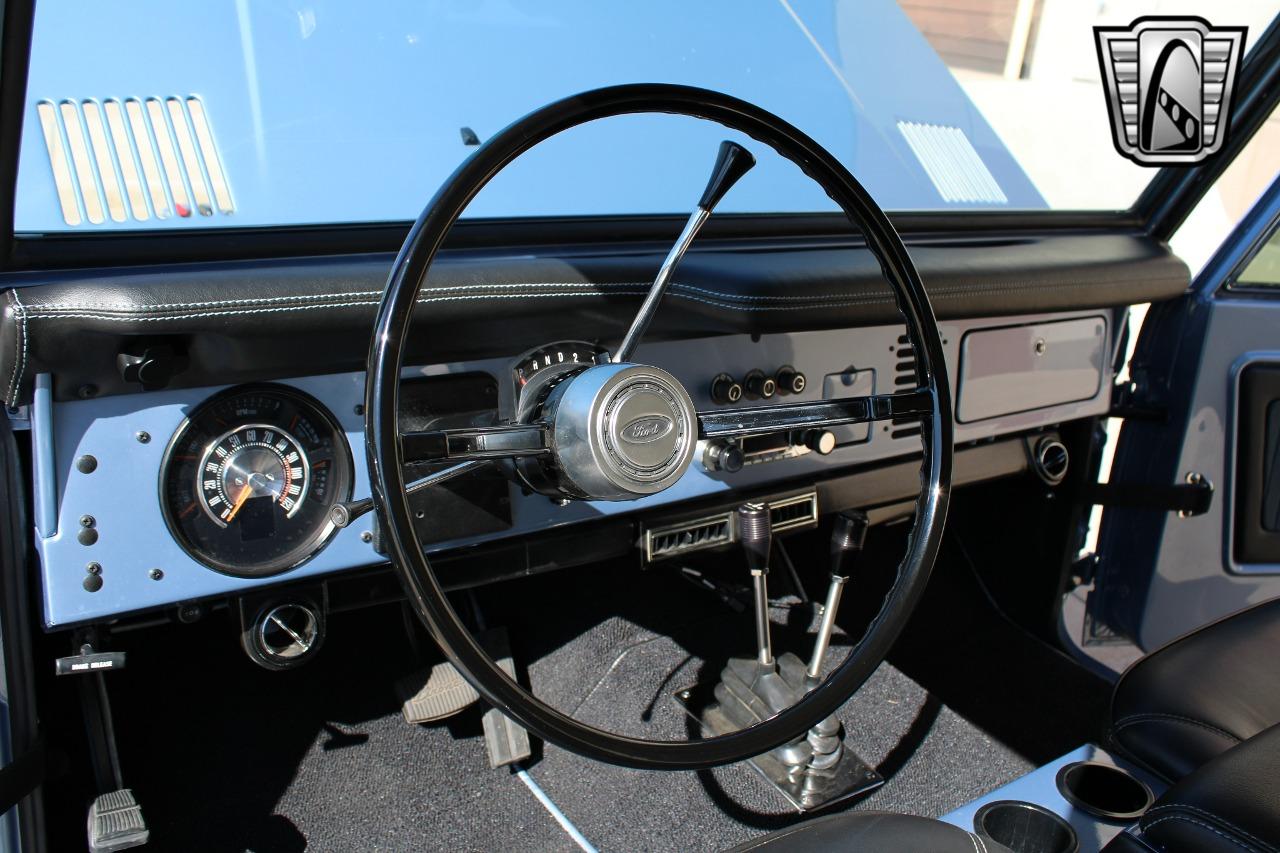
80,515,95,528
85,562,101,575
76,384,98,399
135,431,151,444
149,568,164,581
82,575,103,593
76,455,98,474
354,404,365,416
360,531,373,543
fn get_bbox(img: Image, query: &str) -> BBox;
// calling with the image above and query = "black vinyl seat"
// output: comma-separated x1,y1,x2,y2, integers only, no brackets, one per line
1103,722,1280,853
726,812,1011,852
1109,597,1280,782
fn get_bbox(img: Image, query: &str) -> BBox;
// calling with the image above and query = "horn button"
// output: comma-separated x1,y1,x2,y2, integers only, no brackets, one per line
540,363,697,500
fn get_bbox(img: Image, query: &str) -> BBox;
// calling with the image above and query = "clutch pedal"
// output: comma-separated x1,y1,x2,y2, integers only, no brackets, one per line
88,789,148,853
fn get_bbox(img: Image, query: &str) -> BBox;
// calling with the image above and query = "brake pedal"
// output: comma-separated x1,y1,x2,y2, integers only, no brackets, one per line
397,660,480,724
88,789,148,852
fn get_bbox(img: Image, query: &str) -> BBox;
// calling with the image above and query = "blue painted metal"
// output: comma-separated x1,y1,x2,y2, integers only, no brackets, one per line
15,0,1043,232
29,375,55,539
33,312,1108,627
941,745,1167,853
1091,173,1280,646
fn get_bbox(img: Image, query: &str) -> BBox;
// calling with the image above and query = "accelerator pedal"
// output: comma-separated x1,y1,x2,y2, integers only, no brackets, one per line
480,629,531,768
397,660,480,724
88,789,148,853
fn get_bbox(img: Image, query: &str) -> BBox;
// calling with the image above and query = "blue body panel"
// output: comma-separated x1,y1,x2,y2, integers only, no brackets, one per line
16,0,1044,231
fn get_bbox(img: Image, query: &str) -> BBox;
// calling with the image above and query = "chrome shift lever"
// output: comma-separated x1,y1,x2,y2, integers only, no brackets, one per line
613,140,755,363
808,511,869,680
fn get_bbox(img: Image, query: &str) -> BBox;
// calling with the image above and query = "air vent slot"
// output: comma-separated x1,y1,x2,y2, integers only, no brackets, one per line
35,96,233,226
769,492,819,533
644,513,733,562
892,334,923,440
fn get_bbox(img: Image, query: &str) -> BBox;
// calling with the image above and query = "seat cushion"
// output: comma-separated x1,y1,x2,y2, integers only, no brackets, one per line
1110,597,1280,781
727,811,1011,852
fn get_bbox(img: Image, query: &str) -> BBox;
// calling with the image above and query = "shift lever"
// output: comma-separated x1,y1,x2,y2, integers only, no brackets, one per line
736,502,775,668
614,141,755,363
807,511,869,680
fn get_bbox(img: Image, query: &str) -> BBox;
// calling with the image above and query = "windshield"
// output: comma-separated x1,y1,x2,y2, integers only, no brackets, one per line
15,0,1279,231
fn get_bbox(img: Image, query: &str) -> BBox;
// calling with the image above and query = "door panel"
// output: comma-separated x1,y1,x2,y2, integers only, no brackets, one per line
1091,177,1280,650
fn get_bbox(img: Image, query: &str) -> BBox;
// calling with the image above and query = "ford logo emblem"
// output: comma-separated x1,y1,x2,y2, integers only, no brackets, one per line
619,414,673,445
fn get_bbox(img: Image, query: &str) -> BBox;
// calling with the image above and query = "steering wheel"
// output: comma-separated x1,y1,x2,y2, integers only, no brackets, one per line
365,84,953,770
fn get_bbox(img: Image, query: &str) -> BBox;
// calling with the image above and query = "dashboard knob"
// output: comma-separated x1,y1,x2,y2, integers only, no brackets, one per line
802,429,837,456
775,366,807,395
710,373,743,405
703,441,744,473
743,370,776,400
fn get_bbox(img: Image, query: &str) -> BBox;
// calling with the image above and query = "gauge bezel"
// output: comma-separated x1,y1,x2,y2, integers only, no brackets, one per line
159,384,354,578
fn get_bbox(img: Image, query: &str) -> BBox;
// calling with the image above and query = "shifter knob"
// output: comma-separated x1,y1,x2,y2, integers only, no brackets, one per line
830,511,869,581
736,502,772,574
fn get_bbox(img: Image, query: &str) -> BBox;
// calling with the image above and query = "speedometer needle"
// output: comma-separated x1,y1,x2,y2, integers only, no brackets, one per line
226,483,254,522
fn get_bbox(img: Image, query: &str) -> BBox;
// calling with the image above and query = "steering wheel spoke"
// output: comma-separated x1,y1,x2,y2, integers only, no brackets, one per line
400,423,550,464
697,388,932,440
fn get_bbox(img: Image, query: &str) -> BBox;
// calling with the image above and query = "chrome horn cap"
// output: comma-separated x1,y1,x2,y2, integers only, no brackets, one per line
543,363,697,500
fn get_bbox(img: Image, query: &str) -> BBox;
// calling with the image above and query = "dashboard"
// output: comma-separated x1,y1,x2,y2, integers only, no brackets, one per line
29,307,1113,628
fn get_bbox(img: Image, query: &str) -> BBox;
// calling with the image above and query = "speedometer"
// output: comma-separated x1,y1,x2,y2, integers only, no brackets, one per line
160,384,353,577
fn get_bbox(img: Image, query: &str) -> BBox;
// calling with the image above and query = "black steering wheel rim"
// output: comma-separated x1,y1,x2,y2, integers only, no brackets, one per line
366,83,953,770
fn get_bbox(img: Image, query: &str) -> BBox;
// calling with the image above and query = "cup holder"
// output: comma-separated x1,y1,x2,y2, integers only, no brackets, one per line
1056,761,1154,822
974,801,1079,853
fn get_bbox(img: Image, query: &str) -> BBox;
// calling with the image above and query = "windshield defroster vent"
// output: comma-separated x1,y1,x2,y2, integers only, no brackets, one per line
35,96,233,226
897,120,1007,205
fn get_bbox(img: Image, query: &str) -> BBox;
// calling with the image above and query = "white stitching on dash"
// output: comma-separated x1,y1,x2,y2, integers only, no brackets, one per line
7,289,26,403
17,289,895,324
1143,814,1269,852
969,831,985,853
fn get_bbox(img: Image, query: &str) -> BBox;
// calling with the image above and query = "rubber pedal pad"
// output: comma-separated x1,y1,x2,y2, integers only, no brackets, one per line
397,659,480,723
88,788,149,853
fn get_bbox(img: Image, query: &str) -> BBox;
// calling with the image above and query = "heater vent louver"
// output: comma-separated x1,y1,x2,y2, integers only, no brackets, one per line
892,334,923,441
768,492,819,533
644,514,733,562
35,96,233,226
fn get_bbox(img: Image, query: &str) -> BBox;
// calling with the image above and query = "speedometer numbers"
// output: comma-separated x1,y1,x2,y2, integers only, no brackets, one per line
161,385,353,577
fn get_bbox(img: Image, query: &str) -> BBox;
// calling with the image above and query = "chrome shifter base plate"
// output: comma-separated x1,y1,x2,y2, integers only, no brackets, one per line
674,660,883,813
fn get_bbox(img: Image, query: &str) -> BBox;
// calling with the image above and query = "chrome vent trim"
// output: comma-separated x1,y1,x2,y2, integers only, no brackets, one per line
644,513,733,562
34,96,233,226
897,120,1008,205
768,491,818,534
641,491,819,561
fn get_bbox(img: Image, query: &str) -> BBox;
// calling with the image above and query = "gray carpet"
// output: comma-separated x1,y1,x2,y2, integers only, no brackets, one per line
101,569,1032,852
269,602,1027,852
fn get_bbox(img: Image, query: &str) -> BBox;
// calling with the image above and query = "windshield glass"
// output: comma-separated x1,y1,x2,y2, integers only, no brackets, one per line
15,0,1278,231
